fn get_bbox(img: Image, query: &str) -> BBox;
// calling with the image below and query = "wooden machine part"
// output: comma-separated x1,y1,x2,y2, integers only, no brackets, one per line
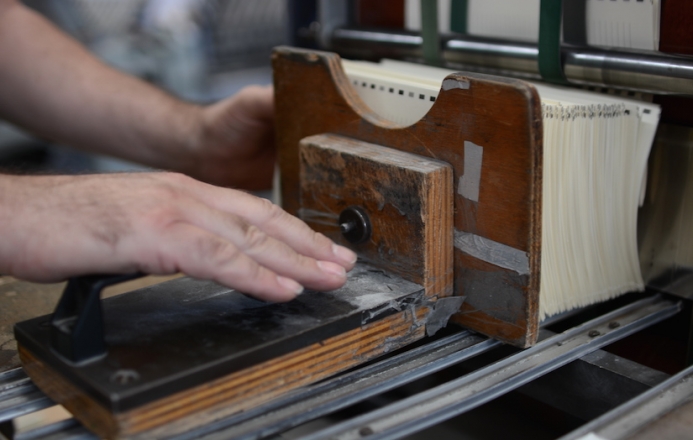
274,46,543,347
12,46,542,439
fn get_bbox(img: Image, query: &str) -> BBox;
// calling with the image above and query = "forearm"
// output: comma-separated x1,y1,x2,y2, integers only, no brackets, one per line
0,0,202,171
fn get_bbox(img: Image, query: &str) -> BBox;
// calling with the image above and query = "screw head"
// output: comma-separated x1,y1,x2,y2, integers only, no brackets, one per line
588,330,601,338
339,207,371,244
110,369,140,385
359,426,374,437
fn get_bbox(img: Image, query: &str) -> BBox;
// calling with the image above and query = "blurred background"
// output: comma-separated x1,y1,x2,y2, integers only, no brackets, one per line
0,0,290,174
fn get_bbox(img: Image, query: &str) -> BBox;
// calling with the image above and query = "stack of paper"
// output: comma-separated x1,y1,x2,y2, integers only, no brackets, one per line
343,58,660,319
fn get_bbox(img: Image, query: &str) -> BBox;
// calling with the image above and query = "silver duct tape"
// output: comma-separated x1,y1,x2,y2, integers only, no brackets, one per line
454,230,530,275
458,141,483,202
425,296,467,336
442,78,470,90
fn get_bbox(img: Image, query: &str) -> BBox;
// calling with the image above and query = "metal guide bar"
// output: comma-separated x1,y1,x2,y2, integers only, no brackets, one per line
174,331,500,440
330,27,693,96
300,295,681,440
560,363,693,440
0,296,682,440
0,369,31,395
0,369,52,424
11,419,91,440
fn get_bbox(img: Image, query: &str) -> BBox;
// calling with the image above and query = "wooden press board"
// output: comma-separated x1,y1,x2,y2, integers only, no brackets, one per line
274,46,543,347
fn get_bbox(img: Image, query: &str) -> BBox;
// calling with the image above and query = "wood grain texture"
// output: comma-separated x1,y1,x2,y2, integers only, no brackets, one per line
20,306,429,439
273,46,543,347
299,134,453,298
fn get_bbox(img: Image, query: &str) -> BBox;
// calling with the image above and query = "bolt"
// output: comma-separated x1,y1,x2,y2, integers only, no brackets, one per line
359,426,374,437
608,321,620,329
110,369,140,385
338,207,371,244
340,222,355,234
588,330,601,338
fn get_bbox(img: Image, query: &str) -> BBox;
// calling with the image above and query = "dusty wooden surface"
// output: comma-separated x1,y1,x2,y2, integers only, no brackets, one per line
0,277,63,372
274,46,543,347
299,133,453,298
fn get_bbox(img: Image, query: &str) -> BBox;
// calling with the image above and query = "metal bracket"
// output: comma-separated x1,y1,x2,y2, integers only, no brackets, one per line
50,273,143,364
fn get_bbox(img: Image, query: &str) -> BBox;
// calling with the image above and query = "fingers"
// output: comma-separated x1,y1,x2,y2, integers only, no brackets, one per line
176,196,350,292
157,223,303,302
178,180,357,271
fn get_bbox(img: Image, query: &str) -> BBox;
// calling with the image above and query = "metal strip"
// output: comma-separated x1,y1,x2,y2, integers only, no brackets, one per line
559,363,693,440
0,368,31,395
12,418,90,440
301,295,680,440
454,230,529,275
171,332,501,440
0,392,53,424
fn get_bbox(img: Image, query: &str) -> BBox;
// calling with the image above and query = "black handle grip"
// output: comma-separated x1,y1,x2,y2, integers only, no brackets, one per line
50,273,144,364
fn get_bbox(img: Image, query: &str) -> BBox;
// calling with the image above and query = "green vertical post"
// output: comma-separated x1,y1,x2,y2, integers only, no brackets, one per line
450,0,468,34
538,0,568,84
421,0,441,66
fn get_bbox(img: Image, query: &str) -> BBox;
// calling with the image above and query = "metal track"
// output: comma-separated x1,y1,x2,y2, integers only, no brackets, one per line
0,370,52,423
560,363,693,440
300,295,681,440
0,295,683,440
180,332,499,440
330,27,693,96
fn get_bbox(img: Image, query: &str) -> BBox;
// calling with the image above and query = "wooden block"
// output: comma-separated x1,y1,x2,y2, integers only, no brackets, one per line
273,46,543,347
299,133,453,298
15,265,435,439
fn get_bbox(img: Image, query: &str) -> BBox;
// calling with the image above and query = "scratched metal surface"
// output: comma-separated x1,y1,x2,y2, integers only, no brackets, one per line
14,262,424,412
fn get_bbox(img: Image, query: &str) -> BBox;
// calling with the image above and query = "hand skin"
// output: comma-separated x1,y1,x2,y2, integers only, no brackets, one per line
0,0,275,190
0,173,357,302
0,0,358,299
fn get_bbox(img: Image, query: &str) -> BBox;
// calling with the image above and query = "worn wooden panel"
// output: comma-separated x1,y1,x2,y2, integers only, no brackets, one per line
16,265,431,439
299,134,453,298
273,46,543,347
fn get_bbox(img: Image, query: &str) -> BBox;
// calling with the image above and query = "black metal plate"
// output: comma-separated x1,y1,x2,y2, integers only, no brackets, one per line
14,263,423,412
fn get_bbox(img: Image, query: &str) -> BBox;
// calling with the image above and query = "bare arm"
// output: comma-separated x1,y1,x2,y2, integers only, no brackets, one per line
0,1,357,299
0,0,273,189
0,172,357,301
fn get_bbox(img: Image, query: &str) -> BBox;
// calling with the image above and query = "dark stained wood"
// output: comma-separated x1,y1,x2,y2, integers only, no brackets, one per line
273,46,543,347
655,0,693,127
356,0,405,29
299,134,453,298
660,0,693,56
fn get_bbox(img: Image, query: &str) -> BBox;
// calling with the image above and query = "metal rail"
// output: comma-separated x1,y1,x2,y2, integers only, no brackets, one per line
180,332,500,440
560,363,693,440
300,295,681,440
0,370,52,423
330,27,693,96
0,295,685,440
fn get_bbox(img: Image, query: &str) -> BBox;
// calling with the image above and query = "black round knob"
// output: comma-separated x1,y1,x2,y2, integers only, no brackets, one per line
338,206,371,244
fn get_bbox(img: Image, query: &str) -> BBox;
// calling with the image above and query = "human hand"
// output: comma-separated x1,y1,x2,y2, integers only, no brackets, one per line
183,85,276,190
0,172,356,301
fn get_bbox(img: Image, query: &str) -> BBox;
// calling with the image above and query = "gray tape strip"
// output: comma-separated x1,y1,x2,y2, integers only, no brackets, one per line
425,296,466,337
442,78,470,90
458,141,483,202
454,230,530,275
